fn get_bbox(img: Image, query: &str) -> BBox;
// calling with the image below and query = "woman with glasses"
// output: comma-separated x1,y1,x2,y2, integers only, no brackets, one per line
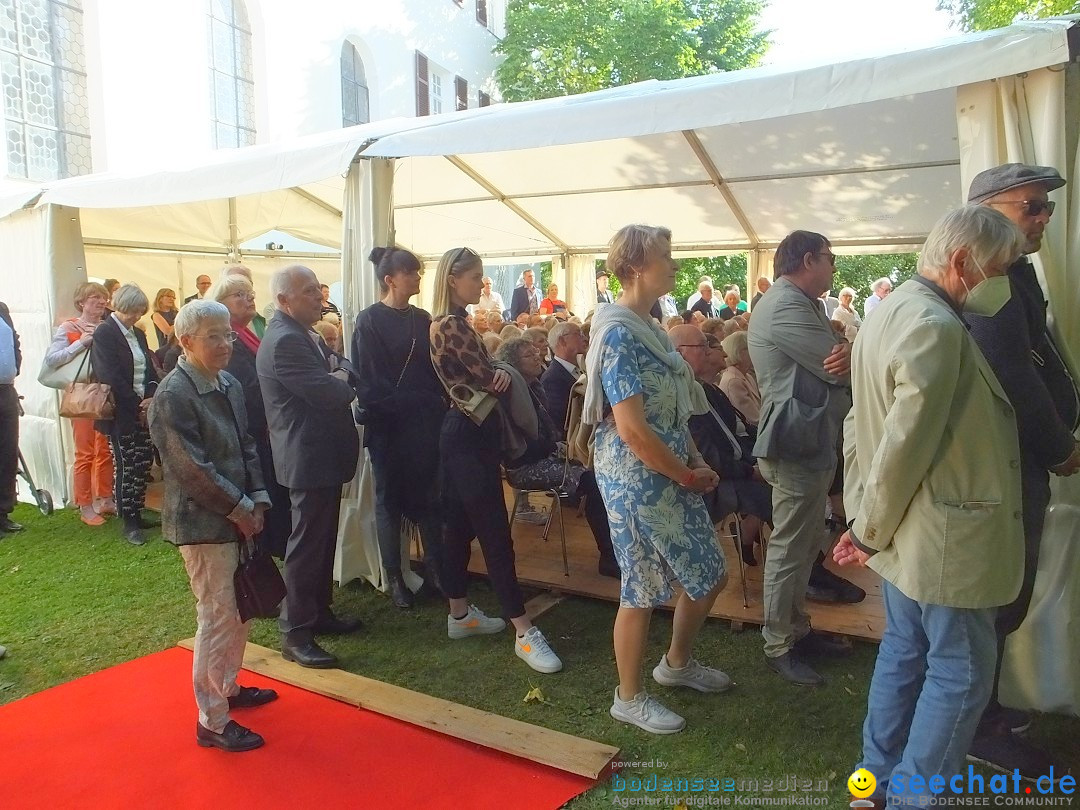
352,247,447,609
90,284,160,545
429,246,563,674
148,299,276,753
208,270,291,559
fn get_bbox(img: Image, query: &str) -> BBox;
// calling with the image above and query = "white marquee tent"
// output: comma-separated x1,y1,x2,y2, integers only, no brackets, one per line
2,17,1078,712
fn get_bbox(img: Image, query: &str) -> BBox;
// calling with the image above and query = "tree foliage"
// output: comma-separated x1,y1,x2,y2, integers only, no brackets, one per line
937,0,1078,31
494,0,770,103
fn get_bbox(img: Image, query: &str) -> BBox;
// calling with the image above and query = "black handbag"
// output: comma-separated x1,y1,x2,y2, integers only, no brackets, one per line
234,535,287,622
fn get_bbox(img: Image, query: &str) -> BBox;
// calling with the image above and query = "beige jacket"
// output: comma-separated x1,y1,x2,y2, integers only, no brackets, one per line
844,278,1024,608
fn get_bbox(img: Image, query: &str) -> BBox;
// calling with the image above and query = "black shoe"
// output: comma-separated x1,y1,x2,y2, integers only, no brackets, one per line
228,686,278,709
0,516,24,533
598,555,621,579
312,613,363,636
794,630,852,658
999,706,1033,735
968,731,1069,783
386,574,414,609
808,562,866,604
281,640,338,669
122,517,146,546
765,652,824,686
805,583,840,603
740,542,758,567
196,720,264,752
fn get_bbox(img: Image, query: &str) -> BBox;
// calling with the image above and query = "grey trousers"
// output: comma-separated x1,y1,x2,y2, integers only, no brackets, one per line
757,456,836,658
279,486,341,645
180,542,248,733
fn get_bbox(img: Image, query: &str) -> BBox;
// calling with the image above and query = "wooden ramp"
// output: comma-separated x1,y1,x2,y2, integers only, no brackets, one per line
457,488,885,643
177,639,619,781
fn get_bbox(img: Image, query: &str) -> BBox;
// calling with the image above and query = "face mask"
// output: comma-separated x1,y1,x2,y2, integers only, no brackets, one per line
961,256,1011,317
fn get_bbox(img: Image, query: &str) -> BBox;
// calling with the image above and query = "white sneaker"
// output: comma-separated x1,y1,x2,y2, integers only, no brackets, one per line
514,626,563,673
447,605,506,639
652,654,733,693
610,687,685,734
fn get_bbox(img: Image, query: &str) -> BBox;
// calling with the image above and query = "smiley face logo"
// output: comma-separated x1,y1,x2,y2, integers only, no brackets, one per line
848,768,877,799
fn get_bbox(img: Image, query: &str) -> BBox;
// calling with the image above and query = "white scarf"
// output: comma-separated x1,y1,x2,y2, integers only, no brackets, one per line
583,302,708,426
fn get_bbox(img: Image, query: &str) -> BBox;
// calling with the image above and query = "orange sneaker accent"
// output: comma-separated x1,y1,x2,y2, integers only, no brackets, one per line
463,619,479,628
519,643,532,653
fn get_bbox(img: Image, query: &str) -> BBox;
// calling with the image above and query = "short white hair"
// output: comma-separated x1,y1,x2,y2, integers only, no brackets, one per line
174,299,230,340
548,320,579,347
110,284,149,315
270,265,313,302
918,206,1025,281
698,280,713,293
871,277,892,293
721,330,749,365
839,287,856,298
207,273,253,304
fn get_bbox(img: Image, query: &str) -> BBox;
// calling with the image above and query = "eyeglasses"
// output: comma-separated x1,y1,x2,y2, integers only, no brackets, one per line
676,343,708,350
191,331,238,345
988,200,1056,218
815,252,837,266
229,291,256,301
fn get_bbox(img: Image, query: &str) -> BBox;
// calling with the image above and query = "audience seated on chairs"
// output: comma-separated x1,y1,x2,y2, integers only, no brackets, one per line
664,315,683,332
717,290,742,321
497,338,619,578
541,321,586,432
521,327,550,366
700,318,725,343
718,331,761,426
481,332,503,355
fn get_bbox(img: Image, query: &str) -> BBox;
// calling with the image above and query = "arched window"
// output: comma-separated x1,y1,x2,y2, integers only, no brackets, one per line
1,0,91,180
208,0,255,148
340,42,369,127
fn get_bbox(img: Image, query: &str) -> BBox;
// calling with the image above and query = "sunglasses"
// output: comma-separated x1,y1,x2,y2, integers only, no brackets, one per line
815,252,837,266
988,200,1055,218
451,246,479,266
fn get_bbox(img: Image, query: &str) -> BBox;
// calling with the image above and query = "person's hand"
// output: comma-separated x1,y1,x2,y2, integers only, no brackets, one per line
78,332,94,347
833,531,870,567
138,397,153,412
683,467,719,493
330,367,351,383
234,510,259,539
1050,444,1080,477
823,341,851,377
490,368,512,393
251,503,267,536
751,465,766,484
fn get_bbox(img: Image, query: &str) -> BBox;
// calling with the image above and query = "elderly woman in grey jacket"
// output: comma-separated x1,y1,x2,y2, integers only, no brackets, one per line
148,300,276,754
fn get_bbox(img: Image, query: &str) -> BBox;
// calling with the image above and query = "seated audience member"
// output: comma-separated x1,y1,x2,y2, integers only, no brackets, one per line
718,290,741,321
538,284,568,316
497,338,619,578
313,319,342,354
522,326,550,365
690,310,707,327
718,331,761,426
672,325,771,565
725,285,748,312
487,310,506,333
665,315,683,331
514,312,530,328
690,281,717,318
541,321,586,432
481,332,503,354
700,318,725,343
833,287,862,341
147,300,276,754
680,310,695,324
500,324,524,341
527,313,545,328
472,310,490,335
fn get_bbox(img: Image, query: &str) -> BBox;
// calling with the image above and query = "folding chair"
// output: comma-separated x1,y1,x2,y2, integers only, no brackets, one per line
507,459,571,577
714,513,748,608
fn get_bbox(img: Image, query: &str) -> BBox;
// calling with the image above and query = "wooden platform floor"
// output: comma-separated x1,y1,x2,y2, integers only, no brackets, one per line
468,488,885,643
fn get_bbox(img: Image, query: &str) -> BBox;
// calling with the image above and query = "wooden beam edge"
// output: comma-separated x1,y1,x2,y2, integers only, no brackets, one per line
176,638,619,781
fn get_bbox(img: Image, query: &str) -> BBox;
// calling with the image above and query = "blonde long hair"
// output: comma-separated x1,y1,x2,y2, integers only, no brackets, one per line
430,247,482,318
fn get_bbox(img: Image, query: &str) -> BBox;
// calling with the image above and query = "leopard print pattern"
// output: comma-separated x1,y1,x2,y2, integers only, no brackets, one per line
430,314,495,391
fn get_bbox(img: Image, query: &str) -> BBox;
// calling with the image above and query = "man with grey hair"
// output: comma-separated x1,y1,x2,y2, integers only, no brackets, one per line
541,320,586,432
258,265,361,669
862,277,892,318
964,163,1080,778
834,205,1027,805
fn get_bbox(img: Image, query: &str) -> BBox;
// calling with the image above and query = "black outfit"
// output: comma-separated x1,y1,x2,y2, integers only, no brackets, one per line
0,302,21,519
257,310,360,646
690,297,717,318
183,293,201,304
717,306,740,321
510,286,540,320
596,289,614,304
226,335,291,558
539,359,576,437
90,316,159,522
152,309,176,348
965,257,1080,730
689,383,772,524
750,291,764,310
352,302,446,581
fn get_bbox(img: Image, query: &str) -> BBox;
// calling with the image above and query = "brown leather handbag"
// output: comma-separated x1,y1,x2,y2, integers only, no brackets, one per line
58,350,114,420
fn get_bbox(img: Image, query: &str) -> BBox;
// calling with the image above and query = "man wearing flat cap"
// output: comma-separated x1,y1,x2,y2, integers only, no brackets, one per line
965,162,1080,779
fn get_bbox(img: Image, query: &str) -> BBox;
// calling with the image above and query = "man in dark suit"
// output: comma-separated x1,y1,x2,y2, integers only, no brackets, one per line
540,321,586,435
258,265,361,669
690,281,717,318
0,301,22,534
509,269,541,320
184,275,212,304
595,269,614,304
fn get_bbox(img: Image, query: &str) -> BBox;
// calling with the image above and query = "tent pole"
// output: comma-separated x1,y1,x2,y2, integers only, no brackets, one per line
227,197,239,261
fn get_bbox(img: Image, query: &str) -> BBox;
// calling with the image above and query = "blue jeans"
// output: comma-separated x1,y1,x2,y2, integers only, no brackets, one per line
859,580,997,805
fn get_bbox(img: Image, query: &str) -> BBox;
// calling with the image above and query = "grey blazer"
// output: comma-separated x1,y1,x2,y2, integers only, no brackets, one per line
747,276,852,471
147,358,269,546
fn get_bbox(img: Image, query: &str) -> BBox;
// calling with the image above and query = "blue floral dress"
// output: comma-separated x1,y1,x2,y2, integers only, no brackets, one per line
593,323,725,608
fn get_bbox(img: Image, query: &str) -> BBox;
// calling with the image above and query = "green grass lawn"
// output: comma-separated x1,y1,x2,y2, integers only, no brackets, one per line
1,503,1077,807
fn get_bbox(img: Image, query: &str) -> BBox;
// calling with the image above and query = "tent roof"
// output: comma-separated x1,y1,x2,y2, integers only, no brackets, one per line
2,17,1076,257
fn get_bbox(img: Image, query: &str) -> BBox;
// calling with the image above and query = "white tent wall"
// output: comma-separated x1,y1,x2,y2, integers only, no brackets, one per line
957,64,1080,715
2,205,89,508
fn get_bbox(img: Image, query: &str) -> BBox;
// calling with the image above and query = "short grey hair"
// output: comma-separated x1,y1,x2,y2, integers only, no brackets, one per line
270,265,312,302
522,326,548,343
871,277,892,294
174,299,230,340
111,283,149,315
839,287,856,298
500,324,523,341
207,272,253,304
548,321,579,347
495,337,534,368
918,205,1025,281
721,330,750,365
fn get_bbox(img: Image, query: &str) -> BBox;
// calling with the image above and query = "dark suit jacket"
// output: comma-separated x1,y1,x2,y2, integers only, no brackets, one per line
91,315,159,435
510,285,540,320
540,359,577,438
691,297,717,318
256,310,359,490
0,302,20,375
718,305,740,321
596,289,614,304
184,293,199,304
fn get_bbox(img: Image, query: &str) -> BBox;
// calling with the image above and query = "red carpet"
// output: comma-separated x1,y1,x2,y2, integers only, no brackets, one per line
0,647,595,809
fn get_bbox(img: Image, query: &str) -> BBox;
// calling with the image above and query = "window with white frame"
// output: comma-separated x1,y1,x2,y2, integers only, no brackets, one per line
429,71,443,115
1,0,91,180
207,0,255,149
340,42,369,127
